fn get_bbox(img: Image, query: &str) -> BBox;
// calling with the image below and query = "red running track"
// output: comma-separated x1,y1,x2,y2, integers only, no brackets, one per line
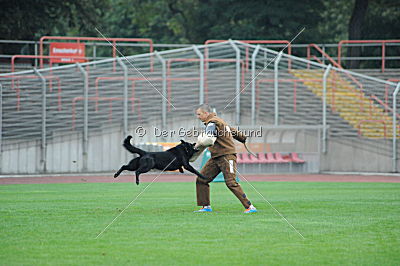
1,173,400,185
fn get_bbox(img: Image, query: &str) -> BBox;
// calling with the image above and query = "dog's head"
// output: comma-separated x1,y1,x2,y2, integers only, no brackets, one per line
179,140,199,157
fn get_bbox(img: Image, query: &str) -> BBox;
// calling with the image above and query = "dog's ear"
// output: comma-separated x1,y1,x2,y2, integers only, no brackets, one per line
180,139,185,144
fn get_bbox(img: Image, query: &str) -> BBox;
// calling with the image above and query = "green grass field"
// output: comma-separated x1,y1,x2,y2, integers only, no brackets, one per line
1,181,399,265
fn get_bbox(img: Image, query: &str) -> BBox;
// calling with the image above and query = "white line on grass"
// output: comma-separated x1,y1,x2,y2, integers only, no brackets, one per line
95,158,176,239
224,158,305,239
95,27,176,110
223,27,305,110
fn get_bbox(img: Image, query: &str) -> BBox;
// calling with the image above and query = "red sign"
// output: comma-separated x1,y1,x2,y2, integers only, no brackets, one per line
49,42,86,63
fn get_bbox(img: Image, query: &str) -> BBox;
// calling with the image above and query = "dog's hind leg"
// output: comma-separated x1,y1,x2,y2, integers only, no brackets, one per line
114,158,140,178
135,166,152,185
114,165,129,178
135,158,155,185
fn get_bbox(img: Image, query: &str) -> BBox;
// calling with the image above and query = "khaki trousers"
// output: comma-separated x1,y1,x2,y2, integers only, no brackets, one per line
196,154,251,209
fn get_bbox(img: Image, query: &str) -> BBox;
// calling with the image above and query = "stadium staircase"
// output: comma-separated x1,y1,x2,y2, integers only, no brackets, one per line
290,69,399,139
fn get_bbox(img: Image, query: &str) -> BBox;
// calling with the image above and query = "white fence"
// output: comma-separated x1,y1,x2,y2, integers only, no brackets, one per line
0,41,399,174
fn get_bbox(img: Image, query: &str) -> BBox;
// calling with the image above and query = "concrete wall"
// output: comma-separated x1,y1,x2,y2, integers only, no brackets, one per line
321,138,397,172
0,122,203,174
1,128,127,174
1,122,398,174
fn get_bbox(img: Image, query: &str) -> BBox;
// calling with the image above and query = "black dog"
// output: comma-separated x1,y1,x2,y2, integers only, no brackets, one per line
114,136,207,185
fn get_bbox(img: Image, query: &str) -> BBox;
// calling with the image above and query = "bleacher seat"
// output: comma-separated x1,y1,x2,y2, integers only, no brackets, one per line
275,152,291,163
257,153,269,163
240,153,258,163
236,151,306,173
266,152,279,163
237,153,244,164
290,152,305,163
248,153,259,163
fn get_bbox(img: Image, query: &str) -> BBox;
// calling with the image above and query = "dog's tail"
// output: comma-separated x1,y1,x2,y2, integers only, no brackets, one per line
123,135,146,156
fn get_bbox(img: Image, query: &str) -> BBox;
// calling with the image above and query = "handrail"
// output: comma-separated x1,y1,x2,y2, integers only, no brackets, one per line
39,36,154,70
205,40,291,70
166,58,245,107
257,78,397,125
206,39,290,48
95,58,244,114
95,76,201,113
10,55,88,95
307,43,340,68
307,43,366,110
310,55,324,65
370,94,400,120
71,96,141,129
384,79,400,109
357,119,387,138
0,74,61,111
256,78,324,113
205,39,291,53
338,40,400,72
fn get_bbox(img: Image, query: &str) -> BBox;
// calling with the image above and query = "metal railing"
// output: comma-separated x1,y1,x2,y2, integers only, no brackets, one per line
0,40,399,173
2,38,400,73
338,40,400,72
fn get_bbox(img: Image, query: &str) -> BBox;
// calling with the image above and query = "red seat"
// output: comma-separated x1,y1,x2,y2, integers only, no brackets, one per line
274,152,290,163
290,152,305,163
249,153,260,163
266,152,279,163
240,152,304,164
257,153,269,163
237,153,245,163
240,153,252,164
242,153,258,163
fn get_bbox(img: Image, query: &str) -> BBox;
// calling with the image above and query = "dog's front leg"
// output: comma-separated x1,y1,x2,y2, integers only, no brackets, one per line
183,163,208,180
135,171,141,185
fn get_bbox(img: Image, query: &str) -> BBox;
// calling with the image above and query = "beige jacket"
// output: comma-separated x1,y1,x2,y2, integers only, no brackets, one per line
203,113,247,158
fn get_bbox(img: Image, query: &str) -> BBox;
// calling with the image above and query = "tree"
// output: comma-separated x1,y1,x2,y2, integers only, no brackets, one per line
0,0,108,54
1,0,399,60
178,0,326,44
347,0,369,68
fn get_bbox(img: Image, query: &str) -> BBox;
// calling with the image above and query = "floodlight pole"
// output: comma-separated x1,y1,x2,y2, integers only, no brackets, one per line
251,45,261,126
34,68,47,173
193,45,205,105
322,64,332,154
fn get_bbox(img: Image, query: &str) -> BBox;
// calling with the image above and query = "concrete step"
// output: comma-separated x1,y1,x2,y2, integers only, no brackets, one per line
291,69,395,139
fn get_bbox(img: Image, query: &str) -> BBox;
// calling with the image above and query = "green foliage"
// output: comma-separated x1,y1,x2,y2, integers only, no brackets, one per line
1,181,400,265
0,0,108,40
102,0,326,43
0,0,399,45
318,0,354,42
362,0,400,39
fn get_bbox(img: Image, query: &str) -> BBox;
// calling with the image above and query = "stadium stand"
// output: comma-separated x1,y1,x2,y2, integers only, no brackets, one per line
0,38,399,174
